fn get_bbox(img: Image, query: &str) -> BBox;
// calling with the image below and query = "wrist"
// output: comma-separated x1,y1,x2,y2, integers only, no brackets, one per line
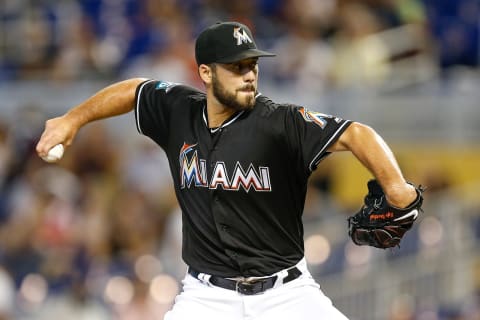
64,109,87,130
385,183,417,208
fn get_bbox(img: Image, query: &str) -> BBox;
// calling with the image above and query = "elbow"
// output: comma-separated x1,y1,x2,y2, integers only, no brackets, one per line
349,121,376,134
330,122,376,152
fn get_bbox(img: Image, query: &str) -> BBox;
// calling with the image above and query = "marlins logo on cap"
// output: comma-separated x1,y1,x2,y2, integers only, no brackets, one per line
195,22,275,65
233,27,253,45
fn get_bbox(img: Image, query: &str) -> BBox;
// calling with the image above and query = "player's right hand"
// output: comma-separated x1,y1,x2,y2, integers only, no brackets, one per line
36,115,78,159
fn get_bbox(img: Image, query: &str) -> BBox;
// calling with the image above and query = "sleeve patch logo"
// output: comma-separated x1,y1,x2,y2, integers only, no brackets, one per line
155,81,178,93
298,107,331,129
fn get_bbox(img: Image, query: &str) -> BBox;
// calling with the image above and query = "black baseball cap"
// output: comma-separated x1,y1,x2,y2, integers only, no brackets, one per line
195,22,276,65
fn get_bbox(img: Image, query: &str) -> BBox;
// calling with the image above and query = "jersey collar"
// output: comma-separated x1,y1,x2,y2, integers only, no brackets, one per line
203,107,245,133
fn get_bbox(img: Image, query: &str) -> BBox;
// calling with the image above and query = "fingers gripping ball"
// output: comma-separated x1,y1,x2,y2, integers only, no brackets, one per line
348,179,424,249
41,144,64,163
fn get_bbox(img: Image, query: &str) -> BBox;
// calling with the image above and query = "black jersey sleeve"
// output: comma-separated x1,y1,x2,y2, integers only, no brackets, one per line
285,105,352,173
134,80,199,148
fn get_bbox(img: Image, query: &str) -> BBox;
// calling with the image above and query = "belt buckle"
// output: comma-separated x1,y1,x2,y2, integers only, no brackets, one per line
235,278,262,295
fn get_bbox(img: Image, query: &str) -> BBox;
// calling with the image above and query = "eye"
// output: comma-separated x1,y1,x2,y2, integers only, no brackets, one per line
227,60,258,73
225,63,241,72
234,63,243,72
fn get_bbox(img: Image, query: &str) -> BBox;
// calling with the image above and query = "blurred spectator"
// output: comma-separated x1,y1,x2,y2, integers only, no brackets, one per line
265,0,336,95
0,267,14,320
35,278,111,320
1,105,45,192
1,2,57,79
109,188,166,261
423,0,479,72
50,4,106,81
69,122,119,179
0,121,12,222
121,11,198,86
120,138,176,213
112,278,170,320
329,2,392,88
328,0,434,90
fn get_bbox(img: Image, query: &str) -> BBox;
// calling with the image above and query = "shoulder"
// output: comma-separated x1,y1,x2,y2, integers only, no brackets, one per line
255,94,300,116
138,80,206,101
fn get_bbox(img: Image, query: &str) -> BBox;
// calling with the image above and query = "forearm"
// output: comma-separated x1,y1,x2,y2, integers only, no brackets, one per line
329,122,417,207
36,78,147,157
65,78,147,127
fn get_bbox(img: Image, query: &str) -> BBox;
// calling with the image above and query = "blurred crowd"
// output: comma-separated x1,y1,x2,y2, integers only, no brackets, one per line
0,0,479,319
0,109,183,319
0,0,478,89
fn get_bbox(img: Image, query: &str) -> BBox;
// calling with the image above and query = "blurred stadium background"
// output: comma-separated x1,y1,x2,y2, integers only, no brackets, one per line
0,0,479,319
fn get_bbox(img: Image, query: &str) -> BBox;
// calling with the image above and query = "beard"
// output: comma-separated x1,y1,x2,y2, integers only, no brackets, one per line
211,72,256,111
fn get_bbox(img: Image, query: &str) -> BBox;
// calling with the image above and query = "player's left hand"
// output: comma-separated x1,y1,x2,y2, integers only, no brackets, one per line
348,179,424,249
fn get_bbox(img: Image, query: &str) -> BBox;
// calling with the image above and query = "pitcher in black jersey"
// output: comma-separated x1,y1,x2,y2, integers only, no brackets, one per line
37,21,418,320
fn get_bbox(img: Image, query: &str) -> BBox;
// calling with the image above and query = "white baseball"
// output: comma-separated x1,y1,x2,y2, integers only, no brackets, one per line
42,144,64,163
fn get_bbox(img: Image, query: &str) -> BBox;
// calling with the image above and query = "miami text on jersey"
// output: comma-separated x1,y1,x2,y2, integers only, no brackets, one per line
179,143,271,192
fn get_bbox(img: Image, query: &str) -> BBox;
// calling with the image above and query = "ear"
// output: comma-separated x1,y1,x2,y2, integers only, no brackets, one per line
198,64,213,84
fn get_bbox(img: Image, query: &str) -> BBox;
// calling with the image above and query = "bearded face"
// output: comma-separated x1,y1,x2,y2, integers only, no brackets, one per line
209,60,258,111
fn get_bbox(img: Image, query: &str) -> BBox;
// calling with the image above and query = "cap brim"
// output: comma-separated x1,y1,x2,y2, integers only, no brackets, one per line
216,49,276,64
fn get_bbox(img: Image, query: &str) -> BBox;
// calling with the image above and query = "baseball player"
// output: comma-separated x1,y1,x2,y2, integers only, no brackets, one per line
36,22,419,319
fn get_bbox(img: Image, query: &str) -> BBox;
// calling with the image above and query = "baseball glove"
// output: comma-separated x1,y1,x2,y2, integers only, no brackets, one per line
348,179,424,249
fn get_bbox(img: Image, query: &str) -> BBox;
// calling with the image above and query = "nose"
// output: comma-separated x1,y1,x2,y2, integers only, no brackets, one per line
243,68,256,83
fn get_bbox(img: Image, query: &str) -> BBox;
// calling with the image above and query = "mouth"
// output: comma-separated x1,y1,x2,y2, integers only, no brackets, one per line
238,86,256,93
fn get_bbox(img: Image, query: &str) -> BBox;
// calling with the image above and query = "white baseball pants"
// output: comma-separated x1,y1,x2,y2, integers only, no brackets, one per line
164,258,349,320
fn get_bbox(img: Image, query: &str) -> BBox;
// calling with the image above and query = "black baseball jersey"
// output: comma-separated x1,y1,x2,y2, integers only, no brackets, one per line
134,80,352,277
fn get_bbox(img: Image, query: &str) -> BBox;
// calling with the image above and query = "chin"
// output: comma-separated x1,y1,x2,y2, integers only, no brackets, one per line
241,99,255,110
240,93,256,106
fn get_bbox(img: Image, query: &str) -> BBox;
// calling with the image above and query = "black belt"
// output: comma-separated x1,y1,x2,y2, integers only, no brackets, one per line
188,266,302,295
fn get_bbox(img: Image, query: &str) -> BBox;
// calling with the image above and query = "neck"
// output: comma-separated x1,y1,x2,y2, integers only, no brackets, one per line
206,97,237,128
